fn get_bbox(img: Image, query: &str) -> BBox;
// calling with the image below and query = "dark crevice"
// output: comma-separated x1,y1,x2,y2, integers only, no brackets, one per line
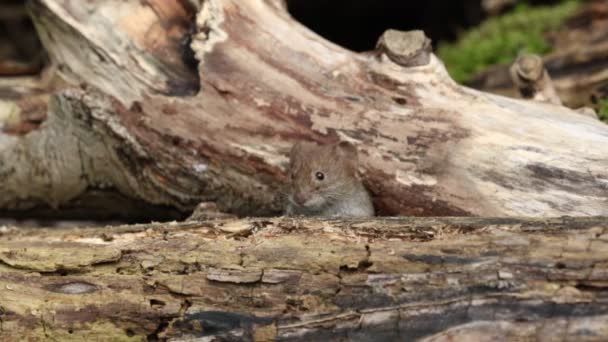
34,268,94,277
149,299,167,308
360,244,374,270
169,1,201,97
0,259,83,276
0,0,47,76
154,300,195,339
357,259,373,270
393,97,408,105
180,21,200,73
575,283,608,293
147,318,172,342
0,254,123,276
172,310,273,339
0,189,186,226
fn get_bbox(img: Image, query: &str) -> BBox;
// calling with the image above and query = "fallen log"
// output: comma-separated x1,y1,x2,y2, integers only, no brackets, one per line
0,0,607,221
1,216,607,340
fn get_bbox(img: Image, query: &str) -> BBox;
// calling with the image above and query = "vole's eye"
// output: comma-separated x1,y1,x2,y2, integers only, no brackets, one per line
315,171,325,181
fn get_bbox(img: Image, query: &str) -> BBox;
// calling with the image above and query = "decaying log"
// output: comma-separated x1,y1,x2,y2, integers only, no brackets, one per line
0,0,607,220
1,216,608,340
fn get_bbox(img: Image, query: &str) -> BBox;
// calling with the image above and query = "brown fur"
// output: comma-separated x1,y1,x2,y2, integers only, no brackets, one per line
285,141,374,217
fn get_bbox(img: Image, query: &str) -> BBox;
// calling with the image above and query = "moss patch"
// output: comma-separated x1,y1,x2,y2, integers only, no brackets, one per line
599,99,608,123
438,1,581,83
39,321,145,342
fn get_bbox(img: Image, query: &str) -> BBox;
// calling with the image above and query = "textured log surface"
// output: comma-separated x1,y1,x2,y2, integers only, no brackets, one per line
1,216,608,341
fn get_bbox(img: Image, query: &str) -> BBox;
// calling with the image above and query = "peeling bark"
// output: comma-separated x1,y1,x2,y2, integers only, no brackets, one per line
1,217,608,340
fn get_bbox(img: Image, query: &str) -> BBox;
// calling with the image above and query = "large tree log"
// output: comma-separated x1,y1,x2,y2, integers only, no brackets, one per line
1,217,608,340
0,0,607,219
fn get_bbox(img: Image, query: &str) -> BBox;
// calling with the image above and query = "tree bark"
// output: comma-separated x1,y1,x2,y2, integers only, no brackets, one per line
0,0,607,220
1,216,608,341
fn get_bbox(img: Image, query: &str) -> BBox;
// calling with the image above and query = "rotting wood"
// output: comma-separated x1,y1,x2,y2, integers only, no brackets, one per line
0,216,607,340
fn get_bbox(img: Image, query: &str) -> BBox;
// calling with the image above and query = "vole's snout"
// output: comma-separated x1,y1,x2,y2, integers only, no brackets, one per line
293,191,309,206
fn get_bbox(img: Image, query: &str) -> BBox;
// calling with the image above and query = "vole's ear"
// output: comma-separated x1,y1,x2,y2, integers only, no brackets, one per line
334,141,358,161
289,142,306,167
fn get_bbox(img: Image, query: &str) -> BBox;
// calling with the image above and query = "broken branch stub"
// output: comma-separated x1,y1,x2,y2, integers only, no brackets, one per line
376,29,432,67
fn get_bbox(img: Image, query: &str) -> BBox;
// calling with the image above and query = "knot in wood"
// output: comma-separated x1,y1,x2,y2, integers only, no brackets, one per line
376,29,432,67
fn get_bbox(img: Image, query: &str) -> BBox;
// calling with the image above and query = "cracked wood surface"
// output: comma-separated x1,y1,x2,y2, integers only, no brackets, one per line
1,217,608,341
0,0,607,220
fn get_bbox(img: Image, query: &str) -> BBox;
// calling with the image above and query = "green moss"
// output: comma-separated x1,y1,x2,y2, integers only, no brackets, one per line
438,1,581,83
39,322,145,342
599,99,608,123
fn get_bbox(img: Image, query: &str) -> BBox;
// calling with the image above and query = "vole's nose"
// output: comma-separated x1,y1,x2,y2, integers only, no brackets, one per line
294,192,308,206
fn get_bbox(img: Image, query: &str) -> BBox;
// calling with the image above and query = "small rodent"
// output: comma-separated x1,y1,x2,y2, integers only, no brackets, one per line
285,141,375,217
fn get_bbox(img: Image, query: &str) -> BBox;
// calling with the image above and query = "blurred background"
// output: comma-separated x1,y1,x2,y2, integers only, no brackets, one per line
288,0,608,119
0,0,604,113
1,0,606,119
